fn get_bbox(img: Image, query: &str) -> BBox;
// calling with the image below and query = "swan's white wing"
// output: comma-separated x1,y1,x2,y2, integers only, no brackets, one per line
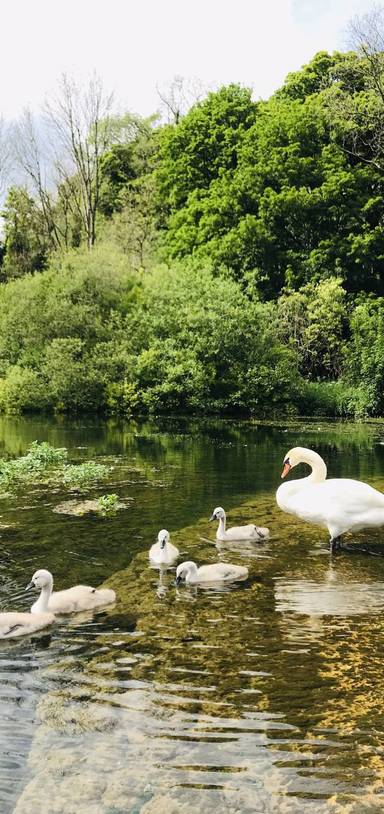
289,478,384,515
323,478,384,506
219,524,269,541
167,542,179,559
284,477,384,535
0,612,30,637
149,542,179,564
278,475,384,505
224,524,258,540
49,586,115,613
197,563,248,581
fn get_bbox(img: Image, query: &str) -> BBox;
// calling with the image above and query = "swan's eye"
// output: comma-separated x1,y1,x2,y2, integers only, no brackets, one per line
284,458,290,465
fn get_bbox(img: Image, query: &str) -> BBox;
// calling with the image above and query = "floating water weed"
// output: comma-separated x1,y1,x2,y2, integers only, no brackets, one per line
97,494,120,515
0,441,108,492
61,461,110,488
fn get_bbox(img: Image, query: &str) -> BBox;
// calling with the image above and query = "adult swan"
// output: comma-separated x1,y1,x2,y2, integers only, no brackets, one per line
276,447,384,552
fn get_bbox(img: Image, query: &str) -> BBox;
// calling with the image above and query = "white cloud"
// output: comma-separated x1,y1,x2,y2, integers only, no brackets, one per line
0,0,377,120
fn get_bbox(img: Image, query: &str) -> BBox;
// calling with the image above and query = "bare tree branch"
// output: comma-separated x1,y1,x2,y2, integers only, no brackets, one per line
348,5,384,104
13,110,65,250
0,118,11,197
156,76,208,124
44,73,114,249
325,6,384,173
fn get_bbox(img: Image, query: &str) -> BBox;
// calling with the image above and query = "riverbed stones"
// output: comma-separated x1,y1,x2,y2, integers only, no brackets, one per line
37,689,117,735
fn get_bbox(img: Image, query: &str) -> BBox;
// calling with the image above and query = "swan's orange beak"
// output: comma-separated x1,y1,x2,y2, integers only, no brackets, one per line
281,462,291,479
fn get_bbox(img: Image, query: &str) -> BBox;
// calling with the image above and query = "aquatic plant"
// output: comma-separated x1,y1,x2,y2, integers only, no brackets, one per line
61,461,110,488
25,440,68,467
97,493,120,515
0,441,108,492
0,441,67,489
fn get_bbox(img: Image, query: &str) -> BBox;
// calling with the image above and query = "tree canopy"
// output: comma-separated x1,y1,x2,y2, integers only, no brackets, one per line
1,20,384,418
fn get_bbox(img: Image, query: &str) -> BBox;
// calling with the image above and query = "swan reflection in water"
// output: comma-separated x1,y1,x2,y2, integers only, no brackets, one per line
215,538,274,560
155,568,170,599
275,567,384,618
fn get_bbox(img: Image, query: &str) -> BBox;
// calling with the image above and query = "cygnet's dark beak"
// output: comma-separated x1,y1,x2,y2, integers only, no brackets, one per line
209,513,216,521
175,575,183,586
25,580,35,592
160,538,166,550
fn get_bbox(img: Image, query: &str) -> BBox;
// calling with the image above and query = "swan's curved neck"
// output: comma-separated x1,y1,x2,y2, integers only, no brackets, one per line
276,448,327,513
298,450,327,483
186,563,199,584
34,582,53,613
217,515,226,534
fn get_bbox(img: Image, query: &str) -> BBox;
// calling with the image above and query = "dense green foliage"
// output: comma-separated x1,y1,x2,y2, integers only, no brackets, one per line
1,188,50,279
157,53,384,298
0,247,301,415
1,42,384,417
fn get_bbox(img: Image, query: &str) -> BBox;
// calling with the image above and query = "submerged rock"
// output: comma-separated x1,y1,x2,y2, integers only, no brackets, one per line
37,689,118,735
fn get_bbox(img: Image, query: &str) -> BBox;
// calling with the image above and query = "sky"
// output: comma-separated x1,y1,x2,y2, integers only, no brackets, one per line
0,0,377,122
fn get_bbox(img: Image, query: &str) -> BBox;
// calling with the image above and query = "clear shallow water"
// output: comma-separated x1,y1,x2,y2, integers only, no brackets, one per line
1,416,384,812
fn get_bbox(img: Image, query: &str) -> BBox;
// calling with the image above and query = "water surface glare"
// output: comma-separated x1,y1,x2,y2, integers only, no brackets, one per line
0,416,384,812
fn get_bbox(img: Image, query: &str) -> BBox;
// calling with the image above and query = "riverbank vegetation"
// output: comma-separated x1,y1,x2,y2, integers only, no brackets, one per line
1,10,384,418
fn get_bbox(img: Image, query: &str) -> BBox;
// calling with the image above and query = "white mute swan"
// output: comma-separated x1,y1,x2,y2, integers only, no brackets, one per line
176,560,249,585
149,529,179,566
0,575,56,639
210,506,269,541
276,446,384,552
27,569,116,614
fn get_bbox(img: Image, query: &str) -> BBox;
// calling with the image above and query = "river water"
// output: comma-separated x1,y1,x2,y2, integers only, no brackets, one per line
0,415,384,813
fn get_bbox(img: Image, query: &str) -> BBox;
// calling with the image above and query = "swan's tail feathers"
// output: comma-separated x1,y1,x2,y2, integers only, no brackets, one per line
255,526,270,540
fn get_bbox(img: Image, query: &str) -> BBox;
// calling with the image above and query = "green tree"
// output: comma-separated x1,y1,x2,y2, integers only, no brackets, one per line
1,187,49,279
127,261,300,414
42,338,105,412
158,69,384,298
98,113,156,216
277,278,347,379
344,296,384,415
276,50,366,102
101,176,158,270
156,84,257,211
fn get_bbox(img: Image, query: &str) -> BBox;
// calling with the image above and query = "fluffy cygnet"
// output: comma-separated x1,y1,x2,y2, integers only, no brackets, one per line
149,529,179,566
176,560,249,585
0,575,56,639
27,569,116,614
210,506,269,542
